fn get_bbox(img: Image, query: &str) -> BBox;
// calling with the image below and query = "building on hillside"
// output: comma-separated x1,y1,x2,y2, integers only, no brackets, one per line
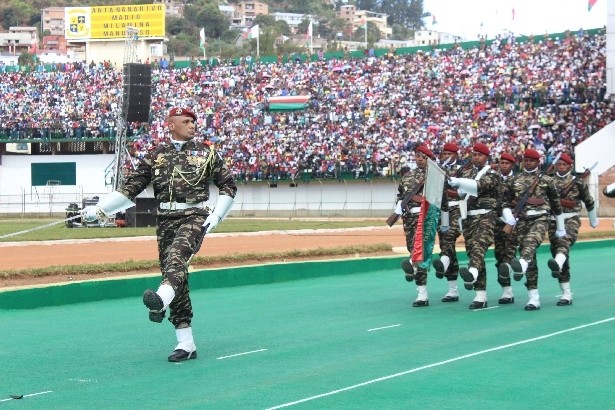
272,12,315,35
375,39,414,49
153,0,186,17
354,10,391,39
337,4,357,24
219,4,236,23
41,35,68,54
42,7,66,36
0,27,39,55
414,30,462,46
233,1,269,27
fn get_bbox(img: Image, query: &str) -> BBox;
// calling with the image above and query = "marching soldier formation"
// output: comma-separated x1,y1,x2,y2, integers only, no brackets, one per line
393,146,600,311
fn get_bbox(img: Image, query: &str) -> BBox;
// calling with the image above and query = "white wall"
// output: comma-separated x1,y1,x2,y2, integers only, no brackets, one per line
0,154,114,194
0,153,399,216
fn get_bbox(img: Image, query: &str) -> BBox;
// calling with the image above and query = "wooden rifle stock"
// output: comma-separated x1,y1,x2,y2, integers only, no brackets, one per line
386,213,400,227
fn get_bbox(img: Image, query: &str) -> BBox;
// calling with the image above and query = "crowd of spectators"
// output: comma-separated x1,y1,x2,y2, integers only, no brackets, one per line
0,29,612,182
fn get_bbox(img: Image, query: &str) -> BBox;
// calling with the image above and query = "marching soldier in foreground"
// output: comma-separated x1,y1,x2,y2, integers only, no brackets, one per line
448,143,500,309
493,152,518,305
432,142,464,303
547,153,598,306
498,149,564,311
83,108,237,361
393,144,435,307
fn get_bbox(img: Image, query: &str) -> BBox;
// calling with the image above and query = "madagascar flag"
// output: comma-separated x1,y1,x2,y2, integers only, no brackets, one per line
268,95,311,111
412,159,446,270
588,0,598,11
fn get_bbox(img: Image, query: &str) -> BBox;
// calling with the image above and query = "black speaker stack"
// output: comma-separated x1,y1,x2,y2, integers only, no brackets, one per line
125,197,158,227
122,63,152,123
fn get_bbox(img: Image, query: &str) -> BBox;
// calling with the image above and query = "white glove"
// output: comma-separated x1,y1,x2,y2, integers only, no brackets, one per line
394,200,403,215
457,178,478,196
555,213,566,237
448,177,461,188
588,208,599,229
440,211,449,233
502,208,517,226
203,195,235,233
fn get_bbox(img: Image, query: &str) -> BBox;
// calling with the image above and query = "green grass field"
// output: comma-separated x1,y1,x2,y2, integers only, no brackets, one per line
0,218,383,242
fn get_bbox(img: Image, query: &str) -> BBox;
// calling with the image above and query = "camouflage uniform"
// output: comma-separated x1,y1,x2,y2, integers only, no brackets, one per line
494,170,518,288
499,172,563,291
119,139,237,328
457,165,500,293
436,161,464,282
547,172,595,284
397,167,427,285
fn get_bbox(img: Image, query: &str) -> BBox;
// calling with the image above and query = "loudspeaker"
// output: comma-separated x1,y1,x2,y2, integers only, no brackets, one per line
123,63,151,84
125,198,158,227
122,63,152,123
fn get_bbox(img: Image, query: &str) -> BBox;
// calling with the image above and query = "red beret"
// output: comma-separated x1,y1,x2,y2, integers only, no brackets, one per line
415,144,435,159
442,142,459,153
473,143,490,156
559,153,573,165
500,152,516,163
167,107,197,121
523,149,541,160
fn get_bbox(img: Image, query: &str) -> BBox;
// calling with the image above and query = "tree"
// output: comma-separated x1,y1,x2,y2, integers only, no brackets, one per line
352,21,381,46
18,51,36,66
253,14,276,28
391,23,412,41
186,3,228,39
274,20,291,37
2,0,37,29
166,16,187,36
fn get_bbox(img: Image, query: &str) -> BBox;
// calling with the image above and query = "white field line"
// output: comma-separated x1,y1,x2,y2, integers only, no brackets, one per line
0,390,53,402
216,348,267,360
266,316,615,409
473,306,499,311
366,324,401,332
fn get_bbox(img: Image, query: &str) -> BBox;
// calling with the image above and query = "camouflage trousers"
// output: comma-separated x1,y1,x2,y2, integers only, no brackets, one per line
437,205,462,281
493,219,518,287
157,213,207,329
548,215,581,283
514,215,550,290
402,213,428,286
461,211,496,291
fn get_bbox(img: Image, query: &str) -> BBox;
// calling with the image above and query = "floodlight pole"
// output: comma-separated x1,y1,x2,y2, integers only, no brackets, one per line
112,26,139,191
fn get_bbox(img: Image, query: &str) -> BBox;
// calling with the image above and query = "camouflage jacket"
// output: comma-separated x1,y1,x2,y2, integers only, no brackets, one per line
500,171,563,217
552,172,595,213
396,167,426,211
118,139,237,216
457,164,500,211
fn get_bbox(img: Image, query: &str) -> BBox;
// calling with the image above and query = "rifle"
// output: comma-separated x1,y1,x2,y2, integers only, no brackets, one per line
558,162,597,208
386,158,450,227
386,177,426,227
503,153,560,235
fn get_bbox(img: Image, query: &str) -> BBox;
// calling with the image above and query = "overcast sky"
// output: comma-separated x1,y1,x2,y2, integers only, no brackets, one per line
422,0,607,40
